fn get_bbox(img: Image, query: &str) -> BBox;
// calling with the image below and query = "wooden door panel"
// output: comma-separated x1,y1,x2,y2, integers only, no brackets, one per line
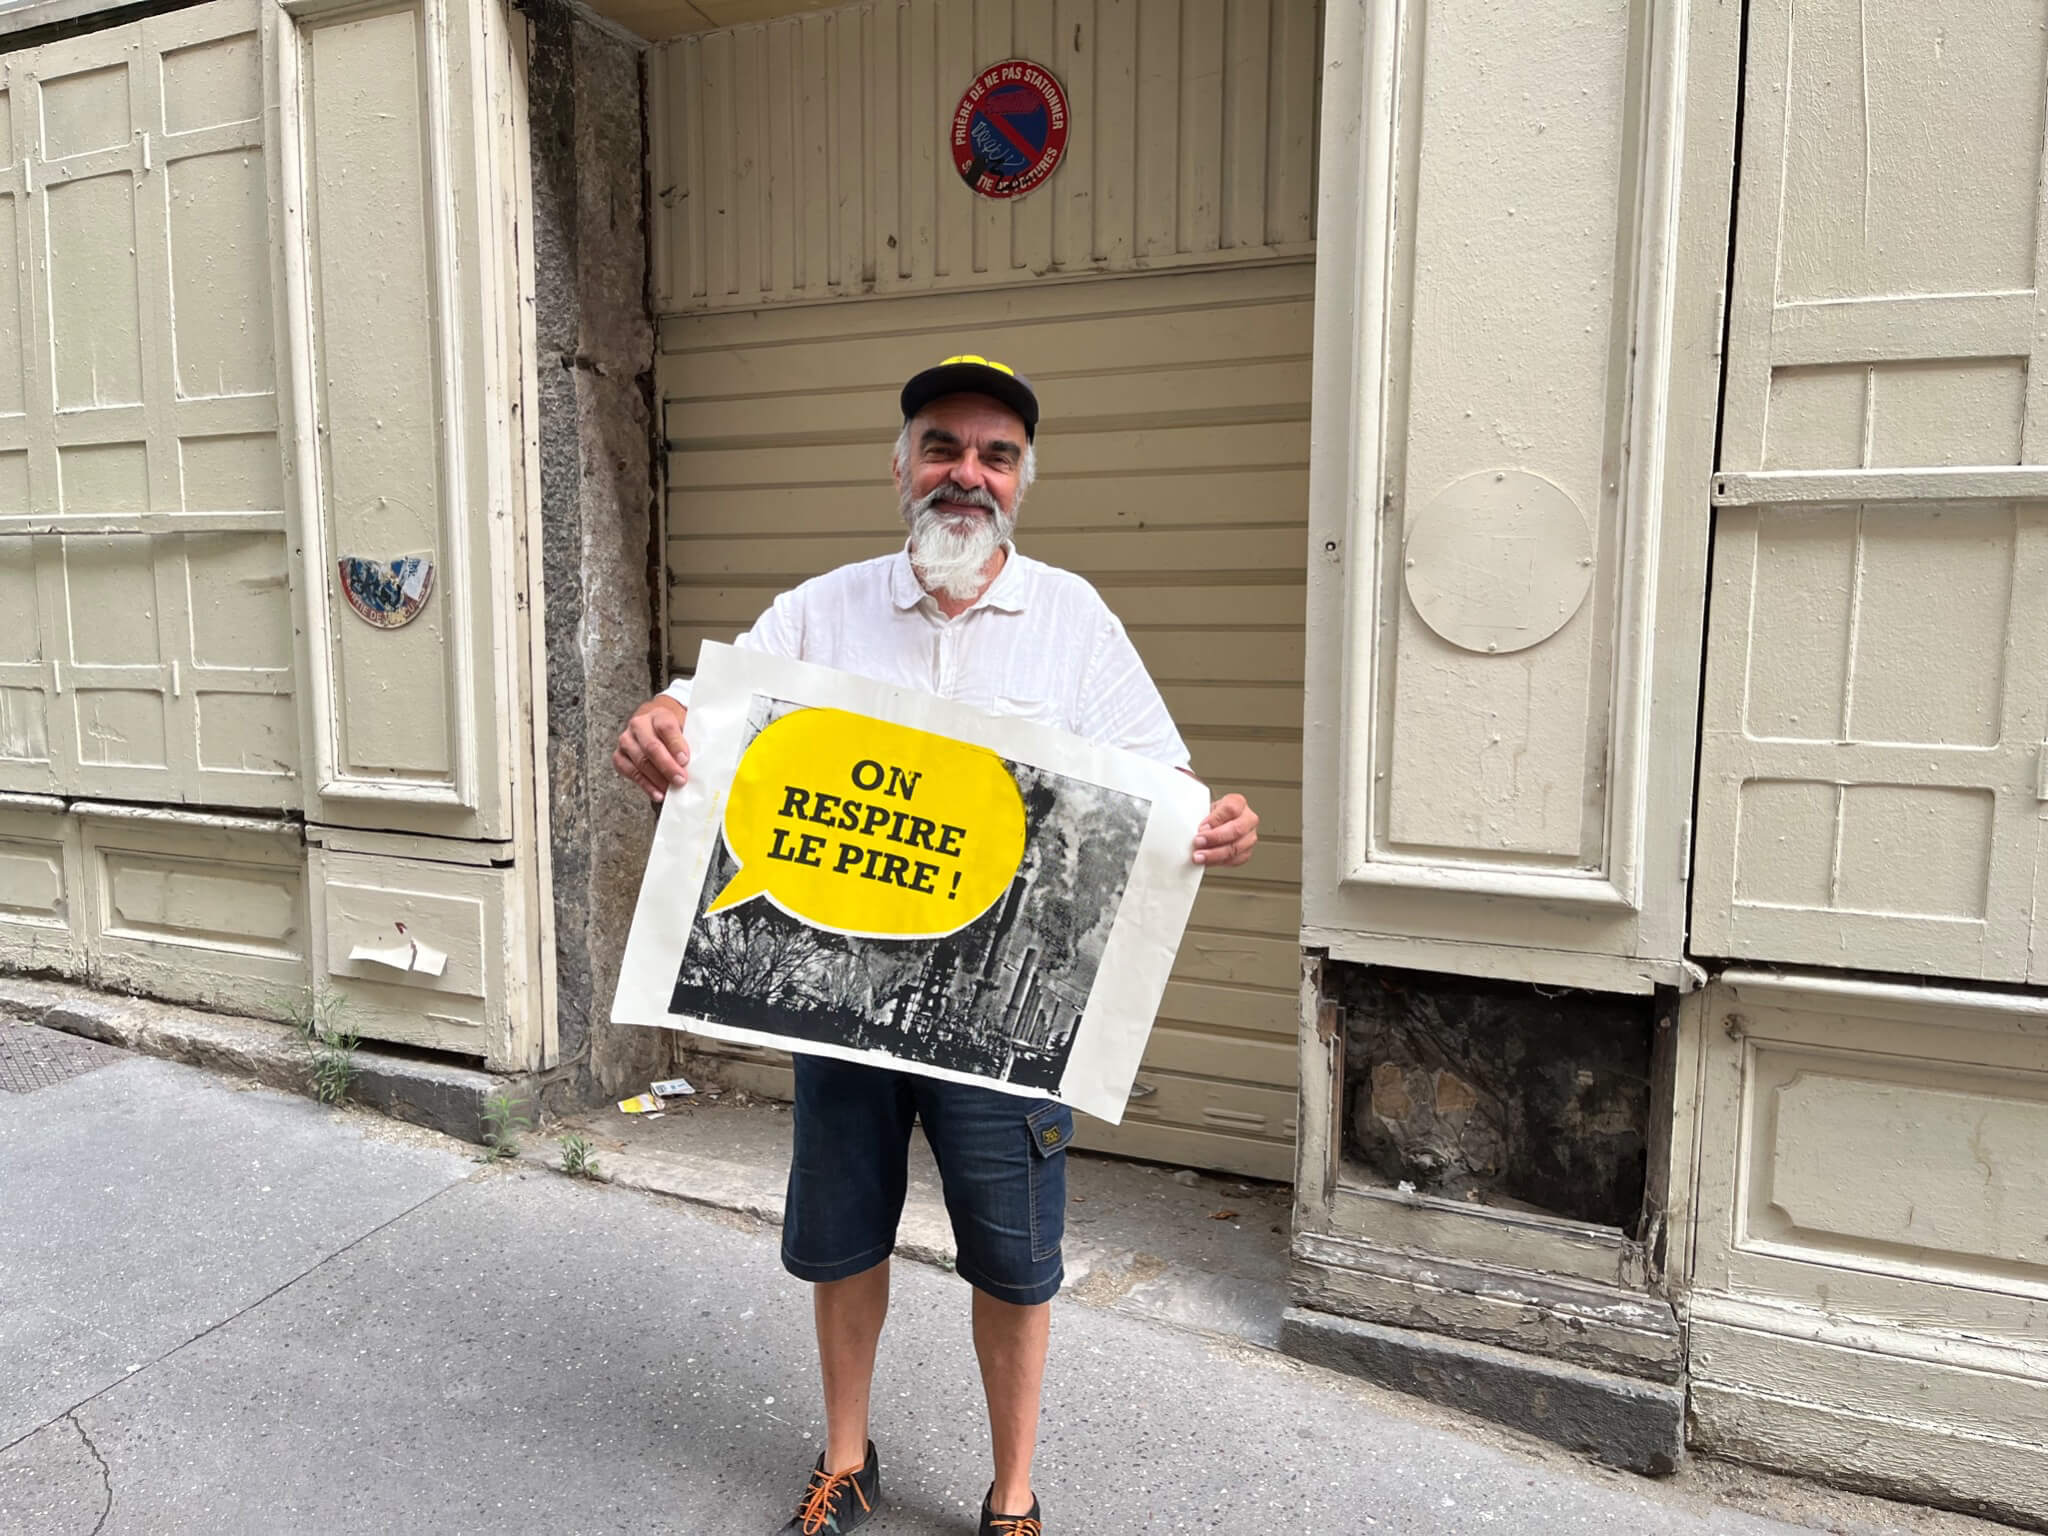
1695,0,2048,981
0,0,298,811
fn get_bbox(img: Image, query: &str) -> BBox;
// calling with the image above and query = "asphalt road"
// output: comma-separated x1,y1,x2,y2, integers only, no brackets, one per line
0,1037,1973,1535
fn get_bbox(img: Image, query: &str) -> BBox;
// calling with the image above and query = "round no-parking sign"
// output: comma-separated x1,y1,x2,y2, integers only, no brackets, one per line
951,60,1069,200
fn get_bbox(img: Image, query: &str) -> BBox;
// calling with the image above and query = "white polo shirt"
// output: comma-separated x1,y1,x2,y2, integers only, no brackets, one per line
665,544,1190,770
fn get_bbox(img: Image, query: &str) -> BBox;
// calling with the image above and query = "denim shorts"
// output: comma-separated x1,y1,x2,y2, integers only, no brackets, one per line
781,1054,1074,1305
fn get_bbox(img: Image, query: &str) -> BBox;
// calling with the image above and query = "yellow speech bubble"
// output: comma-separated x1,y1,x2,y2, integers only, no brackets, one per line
706,707,1028,939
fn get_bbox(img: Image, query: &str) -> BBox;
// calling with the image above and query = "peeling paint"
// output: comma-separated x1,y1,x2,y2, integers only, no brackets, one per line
0,688,49,762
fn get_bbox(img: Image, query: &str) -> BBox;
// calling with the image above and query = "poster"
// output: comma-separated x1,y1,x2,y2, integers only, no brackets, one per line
610,644,1211,1123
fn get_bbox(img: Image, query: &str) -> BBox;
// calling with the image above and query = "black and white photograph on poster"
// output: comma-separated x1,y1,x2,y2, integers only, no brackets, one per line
670,696,1150,1092
611,644,1211,1123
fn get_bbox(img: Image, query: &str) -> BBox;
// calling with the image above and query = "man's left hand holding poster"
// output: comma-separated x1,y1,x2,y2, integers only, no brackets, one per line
611,642,1212,1123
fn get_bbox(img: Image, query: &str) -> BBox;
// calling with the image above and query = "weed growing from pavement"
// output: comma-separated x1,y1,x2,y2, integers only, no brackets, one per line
558,1133,600,1179
278,986,359,1105
309,1028,361,1105
276,985,345,1041
479,1093,532,1163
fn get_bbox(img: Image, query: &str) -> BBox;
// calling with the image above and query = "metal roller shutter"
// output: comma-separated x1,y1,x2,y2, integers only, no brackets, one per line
658,262,1309,1178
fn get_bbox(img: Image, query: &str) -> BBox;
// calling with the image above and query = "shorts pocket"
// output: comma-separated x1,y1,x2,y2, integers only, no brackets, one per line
1025,1102,1073,1263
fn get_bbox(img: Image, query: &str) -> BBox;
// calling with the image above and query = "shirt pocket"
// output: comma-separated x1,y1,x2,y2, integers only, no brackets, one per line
991,693,1062,728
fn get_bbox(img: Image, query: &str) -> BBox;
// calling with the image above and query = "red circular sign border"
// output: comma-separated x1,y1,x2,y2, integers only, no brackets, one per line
950,59,1070,201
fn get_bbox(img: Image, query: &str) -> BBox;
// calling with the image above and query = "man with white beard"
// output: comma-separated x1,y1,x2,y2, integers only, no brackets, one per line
613,356,1260,1536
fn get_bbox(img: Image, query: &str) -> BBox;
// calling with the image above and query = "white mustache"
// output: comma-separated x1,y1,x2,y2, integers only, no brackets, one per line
915,482,1001,516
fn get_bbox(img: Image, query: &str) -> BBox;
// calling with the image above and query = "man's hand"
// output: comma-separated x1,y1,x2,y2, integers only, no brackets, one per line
1193,793,1259,867
614,694,690,804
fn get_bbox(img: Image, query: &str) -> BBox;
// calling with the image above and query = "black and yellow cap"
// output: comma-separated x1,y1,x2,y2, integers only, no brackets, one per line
900,354,1039,441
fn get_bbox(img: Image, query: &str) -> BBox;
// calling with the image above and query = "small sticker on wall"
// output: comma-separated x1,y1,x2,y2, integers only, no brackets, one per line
338,555,435,629
951,59,1069,200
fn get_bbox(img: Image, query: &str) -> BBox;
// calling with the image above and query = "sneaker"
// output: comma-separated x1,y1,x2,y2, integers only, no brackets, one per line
978,1488,1042,1536
781,1442,880,1533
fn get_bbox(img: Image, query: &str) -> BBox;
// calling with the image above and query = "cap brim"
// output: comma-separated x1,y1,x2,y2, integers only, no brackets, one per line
900,363,1038,440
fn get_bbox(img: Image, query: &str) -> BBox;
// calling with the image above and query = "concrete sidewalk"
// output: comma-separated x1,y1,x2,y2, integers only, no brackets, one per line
0,1025,2019,1535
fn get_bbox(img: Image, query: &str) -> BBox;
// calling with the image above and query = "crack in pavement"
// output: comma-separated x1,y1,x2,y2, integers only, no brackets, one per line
3,1179,467,1460
65,1413,111,1536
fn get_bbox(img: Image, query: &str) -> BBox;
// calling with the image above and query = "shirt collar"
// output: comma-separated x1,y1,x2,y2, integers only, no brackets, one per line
890,542,1029,614
887,545,925,609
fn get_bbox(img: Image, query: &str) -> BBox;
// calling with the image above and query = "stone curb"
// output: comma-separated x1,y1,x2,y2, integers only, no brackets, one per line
513,1136,965,1274
508,1128,1271,1323
0,975,510,1144
1279,1306,1687,1477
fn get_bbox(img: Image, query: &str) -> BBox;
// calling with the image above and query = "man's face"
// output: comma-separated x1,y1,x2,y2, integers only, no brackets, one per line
893,393,1029,526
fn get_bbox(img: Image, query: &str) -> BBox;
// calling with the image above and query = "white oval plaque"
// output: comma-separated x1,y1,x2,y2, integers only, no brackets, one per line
1403,469,1594,654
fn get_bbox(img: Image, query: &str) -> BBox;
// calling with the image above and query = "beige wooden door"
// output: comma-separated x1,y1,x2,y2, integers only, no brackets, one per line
0,0,549,1071
1681,11,2048,1514
0,0,298,811
660,264,1310,1179
1692,0,2048,983
279,0,534,846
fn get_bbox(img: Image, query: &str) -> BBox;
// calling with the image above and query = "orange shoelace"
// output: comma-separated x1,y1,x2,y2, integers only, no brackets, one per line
796,1464,871,1534
987,1517,1041,1536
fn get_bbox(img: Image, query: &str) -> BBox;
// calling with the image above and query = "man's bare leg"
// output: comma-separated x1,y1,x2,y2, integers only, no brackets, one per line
971,1289,1050,1514
815,1261,891,1472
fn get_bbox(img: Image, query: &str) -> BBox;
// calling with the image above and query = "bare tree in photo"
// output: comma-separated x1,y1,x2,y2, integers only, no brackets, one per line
685,911,833,1010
